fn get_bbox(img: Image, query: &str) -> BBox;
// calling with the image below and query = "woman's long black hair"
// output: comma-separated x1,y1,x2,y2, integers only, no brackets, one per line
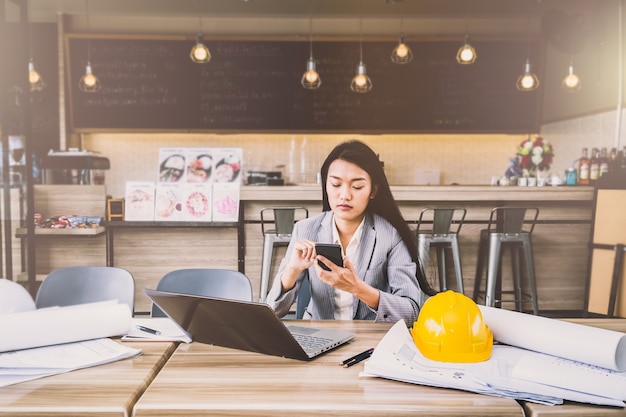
320,140,437,297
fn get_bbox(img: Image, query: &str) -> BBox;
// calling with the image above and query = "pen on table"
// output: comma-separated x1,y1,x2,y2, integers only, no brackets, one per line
136,325,161,335
340,348,374,368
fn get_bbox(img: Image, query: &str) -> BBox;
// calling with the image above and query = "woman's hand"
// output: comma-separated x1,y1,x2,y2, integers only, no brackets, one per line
280,239,316,291
316,257,380,309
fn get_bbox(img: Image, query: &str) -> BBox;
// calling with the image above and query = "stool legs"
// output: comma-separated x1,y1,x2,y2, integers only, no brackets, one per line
521,236,539,315
485,233,503,308
259,235,275,303
449,235,464,294
418,234,464,294
474,233,539,315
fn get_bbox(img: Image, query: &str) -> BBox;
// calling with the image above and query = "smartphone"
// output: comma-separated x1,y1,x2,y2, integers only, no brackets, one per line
315,243,343,271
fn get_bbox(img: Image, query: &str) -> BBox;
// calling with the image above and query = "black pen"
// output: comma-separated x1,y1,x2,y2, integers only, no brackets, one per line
340,348,374,368
137,325,161,336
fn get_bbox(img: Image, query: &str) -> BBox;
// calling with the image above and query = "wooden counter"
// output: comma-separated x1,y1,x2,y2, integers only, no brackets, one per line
101,184,594,313
241,185,595,313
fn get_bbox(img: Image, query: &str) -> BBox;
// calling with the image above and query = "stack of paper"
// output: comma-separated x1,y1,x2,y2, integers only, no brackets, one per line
122,317,191,343
362,306,626,407
0,338,140,387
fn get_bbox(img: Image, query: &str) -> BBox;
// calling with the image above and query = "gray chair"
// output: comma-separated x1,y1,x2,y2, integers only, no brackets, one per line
151,268,253,317
416,207,466,294
258,206,308,303
35,266,135,312
473,207,540,315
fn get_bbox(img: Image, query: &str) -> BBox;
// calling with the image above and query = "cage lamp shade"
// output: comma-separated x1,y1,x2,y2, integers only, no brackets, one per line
516,60,540,91
391,34,413,64
78,63,101,93
301,57,321,89
456,37,477,64
190,33,211,63
28,60,45,91
561,63,581,91
350,62,373,93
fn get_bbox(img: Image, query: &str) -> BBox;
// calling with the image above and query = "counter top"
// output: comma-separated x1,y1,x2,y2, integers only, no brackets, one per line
241,185,594,202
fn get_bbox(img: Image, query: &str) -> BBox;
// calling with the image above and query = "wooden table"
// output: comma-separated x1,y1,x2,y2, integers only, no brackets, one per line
0,341,176,417
521,318,626,417
133,320,524,417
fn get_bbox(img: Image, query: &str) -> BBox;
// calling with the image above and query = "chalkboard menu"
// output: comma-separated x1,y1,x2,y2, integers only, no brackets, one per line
67,35,542,133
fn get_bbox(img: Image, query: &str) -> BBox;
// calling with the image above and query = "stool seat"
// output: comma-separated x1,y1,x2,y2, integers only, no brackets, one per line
472,206,539,315
259,206,308,303
416,208,466,295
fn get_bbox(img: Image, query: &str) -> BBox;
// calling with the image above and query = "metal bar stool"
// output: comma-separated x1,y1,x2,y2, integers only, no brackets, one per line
416,207,466,294
473,206,540,315
259,206,308,303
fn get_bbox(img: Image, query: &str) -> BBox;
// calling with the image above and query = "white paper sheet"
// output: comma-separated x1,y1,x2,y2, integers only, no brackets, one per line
362,320,626,407
0,338,140,387
121,317,191,342
479,305,626,371
0,301,132,353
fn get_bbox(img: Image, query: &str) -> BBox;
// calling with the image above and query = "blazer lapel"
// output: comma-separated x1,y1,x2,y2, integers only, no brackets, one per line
352,213,376,316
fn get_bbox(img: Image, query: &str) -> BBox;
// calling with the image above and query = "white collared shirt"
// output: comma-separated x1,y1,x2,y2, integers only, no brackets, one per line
331,215,365,320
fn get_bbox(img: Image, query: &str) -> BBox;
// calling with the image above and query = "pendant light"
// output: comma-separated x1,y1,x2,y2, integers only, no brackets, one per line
28,23,45,92
391,1,412,64
190,32,211,64
301,1,321,89
561,62,581,91
516,14,539,92
190,1,211,64
78,0,101,93
456,2,476,64
350,10,372,93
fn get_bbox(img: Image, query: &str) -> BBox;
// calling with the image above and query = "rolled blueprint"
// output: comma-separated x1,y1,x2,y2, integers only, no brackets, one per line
479,305,626,371
0,301,131,352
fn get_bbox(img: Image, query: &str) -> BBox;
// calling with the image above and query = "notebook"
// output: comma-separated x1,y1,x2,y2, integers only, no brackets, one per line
144,289,355,361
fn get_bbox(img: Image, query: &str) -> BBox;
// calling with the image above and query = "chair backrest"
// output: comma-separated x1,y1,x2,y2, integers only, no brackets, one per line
487,207,539,234
416,208,466,235
35,266,135,311
151,268,253,317
260,206,309,236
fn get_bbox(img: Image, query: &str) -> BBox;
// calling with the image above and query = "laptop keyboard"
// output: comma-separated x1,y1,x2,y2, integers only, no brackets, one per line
292,333,333,351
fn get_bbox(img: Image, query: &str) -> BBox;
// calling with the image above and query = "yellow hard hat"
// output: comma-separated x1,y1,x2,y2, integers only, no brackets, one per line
411,290,493,363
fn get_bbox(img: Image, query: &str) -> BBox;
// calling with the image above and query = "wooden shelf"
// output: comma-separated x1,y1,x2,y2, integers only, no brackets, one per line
16,226,106,238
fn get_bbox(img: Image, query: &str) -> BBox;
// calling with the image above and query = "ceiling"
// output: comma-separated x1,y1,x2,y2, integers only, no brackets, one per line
6,0,602,39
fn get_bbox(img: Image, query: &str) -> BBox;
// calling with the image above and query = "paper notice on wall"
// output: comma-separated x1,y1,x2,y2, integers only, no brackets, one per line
181,183,212,222
212,182,239,222
158,148,187,183
124,181,155,221
154,182,183,221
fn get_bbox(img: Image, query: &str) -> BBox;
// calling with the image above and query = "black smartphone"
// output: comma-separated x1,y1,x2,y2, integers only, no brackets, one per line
315,243,343,271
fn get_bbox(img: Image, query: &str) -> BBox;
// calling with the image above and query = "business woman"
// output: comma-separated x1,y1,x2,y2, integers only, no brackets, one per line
266,140,437,324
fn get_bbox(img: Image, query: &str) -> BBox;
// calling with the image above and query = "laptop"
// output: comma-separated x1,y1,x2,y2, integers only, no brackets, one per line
144,289,355,361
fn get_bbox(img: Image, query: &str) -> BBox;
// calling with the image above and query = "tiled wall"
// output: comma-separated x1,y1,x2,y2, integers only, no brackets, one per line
83,109,625,198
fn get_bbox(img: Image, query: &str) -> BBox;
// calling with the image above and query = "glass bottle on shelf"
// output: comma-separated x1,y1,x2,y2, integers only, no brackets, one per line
599,147,609,178
577,147,590,185
609,148,618,173
589,148,600,185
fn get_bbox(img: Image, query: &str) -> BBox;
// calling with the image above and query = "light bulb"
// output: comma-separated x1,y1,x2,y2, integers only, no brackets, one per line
457,45,476,63
305,70,319,83
395,43,409,58
29,69,41,84
82,73,97,88
192,44,209,61
354,74,367,87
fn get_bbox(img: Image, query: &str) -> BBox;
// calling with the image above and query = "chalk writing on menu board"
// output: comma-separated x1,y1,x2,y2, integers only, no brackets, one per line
67,36,542,133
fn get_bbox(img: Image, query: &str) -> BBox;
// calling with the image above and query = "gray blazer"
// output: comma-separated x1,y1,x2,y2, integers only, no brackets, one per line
266,211,422,324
